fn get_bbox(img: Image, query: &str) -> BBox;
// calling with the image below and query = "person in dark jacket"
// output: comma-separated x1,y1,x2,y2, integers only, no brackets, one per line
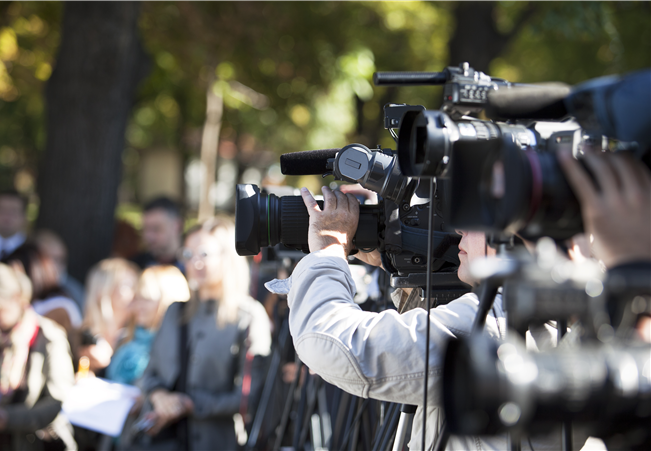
131,197,185,274
137,216,271,451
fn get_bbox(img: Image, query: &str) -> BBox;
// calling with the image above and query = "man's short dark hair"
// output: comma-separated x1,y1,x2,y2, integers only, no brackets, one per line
0,189,27,212
143,196,182,219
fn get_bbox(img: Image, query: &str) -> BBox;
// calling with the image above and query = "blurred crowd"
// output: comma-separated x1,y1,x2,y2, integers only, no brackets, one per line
0,191,271,451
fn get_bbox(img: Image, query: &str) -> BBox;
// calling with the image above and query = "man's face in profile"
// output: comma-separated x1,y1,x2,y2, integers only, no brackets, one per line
142,208,181,259
457,230,495,286
0,195,25,238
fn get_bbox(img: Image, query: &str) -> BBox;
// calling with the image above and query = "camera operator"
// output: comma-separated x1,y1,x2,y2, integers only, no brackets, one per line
283,147,649,449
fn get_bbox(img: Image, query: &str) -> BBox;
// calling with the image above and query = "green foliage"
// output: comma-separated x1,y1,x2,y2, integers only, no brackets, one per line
491,2,651,83
0,1,61,192
0,1,649,201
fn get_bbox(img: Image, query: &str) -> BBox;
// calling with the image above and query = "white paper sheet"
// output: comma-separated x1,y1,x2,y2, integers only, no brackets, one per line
62,377,141,437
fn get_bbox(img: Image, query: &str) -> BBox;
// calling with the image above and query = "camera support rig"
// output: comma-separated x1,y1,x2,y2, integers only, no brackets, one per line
374,62,517,119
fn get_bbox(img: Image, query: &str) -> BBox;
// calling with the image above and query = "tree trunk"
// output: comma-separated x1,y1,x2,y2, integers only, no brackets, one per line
198,81,223,222
37,2,148,281
448,2,537,73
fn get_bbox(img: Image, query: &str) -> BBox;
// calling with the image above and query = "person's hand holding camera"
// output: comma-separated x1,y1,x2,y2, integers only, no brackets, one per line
559,149,651,268
300,186,360,258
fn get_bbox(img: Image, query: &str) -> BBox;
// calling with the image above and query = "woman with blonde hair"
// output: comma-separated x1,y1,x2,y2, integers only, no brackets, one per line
138,215,271,451
0,263,75,450
80,258,139,373
106,265,189,385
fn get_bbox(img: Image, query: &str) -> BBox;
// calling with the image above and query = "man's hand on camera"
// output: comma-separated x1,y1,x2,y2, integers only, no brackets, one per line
355,249,384,269
559,149,651,269
301,186,359,258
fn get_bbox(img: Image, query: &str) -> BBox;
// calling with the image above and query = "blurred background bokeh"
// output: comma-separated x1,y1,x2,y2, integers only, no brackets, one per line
0,1,648,280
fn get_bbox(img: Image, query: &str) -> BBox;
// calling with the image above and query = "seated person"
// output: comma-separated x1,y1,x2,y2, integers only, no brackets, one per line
79,258,139,374
2,243,82,350
107,265,190,385
0,263,76,450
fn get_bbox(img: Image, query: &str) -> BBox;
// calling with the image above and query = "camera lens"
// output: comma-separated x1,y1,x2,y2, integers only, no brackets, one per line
398,110,456,178
235,184,312,256
479,139,583,241
236,184,381,256
444,334,651,438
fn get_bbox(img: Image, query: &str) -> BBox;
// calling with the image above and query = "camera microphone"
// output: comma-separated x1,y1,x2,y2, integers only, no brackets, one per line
485,84,571,120
280,149,340,175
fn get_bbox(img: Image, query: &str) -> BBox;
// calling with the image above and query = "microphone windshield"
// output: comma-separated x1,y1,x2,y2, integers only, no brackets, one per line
486,84,571,120
280,149,340,175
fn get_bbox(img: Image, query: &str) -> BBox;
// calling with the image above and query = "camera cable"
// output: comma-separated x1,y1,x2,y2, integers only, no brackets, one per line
423,178,435,451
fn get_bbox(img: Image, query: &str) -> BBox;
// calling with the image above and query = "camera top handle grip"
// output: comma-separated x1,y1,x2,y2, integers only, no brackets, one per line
373,71,448,86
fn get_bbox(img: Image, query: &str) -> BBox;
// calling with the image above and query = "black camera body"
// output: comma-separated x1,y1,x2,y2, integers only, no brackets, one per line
387,64,650,241
235,180,468,299
441,247,651,448
235,104,469,297
380,64,651,449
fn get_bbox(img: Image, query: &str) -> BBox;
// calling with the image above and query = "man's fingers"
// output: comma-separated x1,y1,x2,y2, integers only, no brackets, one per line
333,190,348,210
322,186,337,211
301,187,321,215
345,193,360,214
582,153,619,194
608,153,642,198
558,149,598,206
613,153,651,196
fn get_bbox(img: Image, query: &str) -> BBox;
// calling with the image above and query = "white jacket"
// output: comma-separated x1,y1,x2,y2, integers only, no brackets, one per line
284,249,598,450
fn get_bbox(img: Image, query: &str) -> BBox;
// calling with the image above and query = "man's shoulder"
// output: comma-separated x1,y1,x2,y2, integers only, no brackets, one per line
441,290,480,308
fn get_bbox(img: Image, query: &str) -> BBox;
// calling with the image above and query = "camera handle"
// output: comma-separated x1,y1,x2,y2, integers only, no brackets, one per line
557,320,574,451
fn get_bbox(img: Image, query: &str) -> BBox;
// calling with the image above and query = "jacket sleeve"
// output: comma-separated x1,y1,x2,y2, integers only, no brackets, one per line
5,322,74,432
189,299,272,420
287,250,502,407
139,304,179,395
188,387,240,420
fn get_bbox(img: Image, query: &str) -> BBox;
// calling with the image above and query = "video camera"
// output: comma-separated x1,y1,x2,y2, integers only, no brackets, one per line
235,61,650,450
235,109,469,299
371,63,650,450
441,240,651,449
387,64,650,240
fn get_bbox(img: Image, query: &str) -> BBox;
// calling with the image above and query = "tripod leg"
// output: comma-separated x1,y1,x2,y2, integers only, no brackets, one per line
299,375,320,449
347,397,363,451
562,422,573,451
392,404,417,451
317,383,332,449
272,358,303,451
246,320,290,450
372,403,400,451
508,431,521,451
293,371,312,449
